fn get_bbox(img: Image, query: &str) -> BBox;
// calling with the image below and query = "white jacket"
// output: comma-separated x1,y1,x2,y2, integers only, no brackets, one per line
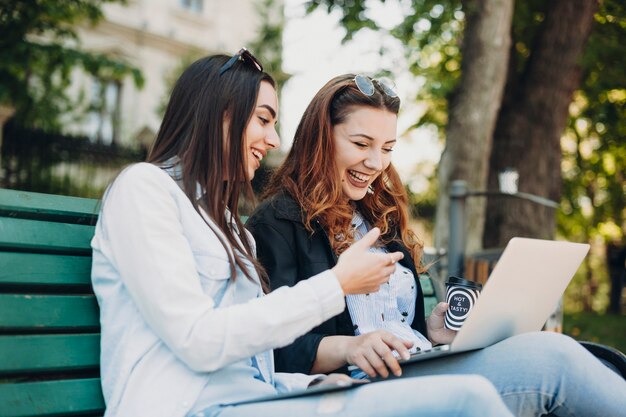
91,163,345,417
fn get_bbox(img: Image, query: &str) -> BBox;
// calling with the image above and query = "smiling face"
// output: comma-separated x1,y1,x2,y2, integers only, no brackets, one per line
332,106,397,201
243,80,280,179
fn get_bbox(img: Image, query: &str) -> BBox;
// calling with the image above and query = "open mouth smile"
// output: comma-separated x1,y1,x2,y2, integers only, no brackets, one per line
251,148,264,162
347,169,374,189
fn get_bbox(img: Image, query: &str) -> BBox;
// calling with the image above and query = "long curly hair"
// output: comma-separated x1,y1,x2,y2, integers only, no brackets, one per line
263,74,425,272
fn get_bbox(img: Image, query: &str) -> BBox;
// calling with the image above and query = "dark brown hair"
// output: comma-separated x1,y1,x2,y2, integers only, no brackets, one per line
148,54,274,291
263,74,424,271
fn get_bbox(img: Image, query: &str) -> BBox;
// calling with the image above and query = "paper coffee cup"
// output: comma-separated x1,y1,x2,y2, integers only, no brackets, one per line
445,276,482,331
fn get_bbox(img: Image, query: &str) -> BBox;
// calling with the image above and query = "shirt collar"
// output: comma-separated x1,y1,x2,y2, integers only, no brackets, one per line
352,211,366,230
161,156,205,201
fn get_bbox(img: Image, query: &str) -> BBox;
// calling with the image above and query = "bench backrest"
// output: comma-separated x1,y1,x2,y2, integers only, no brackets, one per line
0,189,104,417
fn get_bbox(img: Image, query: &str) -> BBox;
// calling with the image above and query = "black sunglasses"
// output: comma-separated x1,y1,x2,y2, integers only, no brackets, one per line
219,47,263,76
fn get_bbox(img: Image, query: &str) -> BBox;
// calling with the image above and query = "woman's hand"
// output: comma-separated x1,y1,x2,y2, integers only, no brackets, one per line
426,302,457,345
332,227,404,295
344,330,413,379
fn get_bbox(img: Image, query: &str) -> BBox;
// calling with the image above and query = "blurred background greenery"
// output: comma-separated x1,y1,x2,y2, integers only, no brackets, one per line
564,311,626,353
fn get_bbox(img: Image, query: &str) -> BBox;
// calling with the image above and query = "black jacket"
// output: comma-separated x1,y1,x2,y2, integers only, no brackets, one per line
247,193,428,375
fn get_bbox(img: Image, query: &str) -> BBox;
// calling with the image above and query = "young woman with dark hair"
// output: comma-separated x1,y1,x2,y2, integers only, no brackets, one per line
91,52,514,417
248,73,626,416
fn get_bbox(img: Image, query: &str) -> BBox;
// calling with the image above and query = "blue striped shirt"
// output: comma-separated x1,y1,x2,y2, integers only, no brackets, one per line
345,212,432,362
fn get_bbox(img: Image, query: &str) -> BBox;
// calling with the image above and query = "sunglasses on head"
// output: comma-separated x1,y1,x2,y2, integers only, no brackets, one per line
354,74,398,98
219,47,263,76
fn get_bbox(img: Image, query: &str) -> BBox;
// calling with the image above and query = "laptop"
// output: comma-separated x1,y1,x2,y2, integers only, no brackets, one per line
385,237,590,367
235,237,589,405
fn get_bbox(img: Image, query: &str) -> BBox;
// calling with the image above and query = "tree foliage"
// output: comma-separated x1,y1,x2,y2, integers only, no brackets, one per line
558,1,626,312
560,0,626,246
0,0,143,131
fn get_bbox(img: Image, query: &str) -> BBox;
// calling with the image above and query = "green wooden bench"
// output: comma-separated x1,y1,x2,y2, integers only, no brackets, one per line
0,188,103,417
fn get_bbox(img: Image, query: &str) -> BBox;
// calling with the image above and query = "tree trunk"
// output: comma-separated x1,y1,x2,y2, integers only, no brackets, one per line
0,105,16,183
607,242,626,314
483,0,598,248
434,0,513,255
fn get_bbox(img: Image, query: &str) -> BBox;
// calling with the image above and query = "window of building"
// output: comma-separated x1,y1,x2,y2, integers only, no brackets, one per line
180,0,203,13
86,79,122,145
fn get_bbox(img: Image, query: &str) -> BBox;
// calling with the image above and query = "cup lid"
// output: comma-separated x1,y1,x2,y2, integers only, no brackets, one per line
446,276,483,290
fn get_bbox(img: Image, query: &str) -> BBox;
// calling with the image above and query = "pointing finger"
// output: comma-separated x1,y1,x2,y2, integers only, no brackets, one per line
352,227,380,250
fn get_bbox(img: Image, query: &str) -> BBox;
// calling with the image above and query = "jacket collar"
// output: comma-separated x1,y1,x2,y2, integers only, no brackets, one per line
268,193,308,224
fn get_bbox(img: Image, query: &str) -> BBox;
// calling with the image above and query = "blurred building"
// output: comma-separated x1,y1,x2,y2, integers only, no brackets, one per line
67,0,279,148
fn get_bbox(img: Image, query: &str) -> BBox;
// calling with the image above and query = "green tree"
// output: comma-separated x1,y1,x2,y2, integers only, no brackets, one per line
558,0,626,312
482,0,597,249
0,0,143,131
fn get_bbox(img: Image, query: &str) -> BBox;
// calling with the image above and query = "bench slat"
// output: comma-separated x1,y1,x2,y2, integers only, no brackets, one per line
0,252,92,286
0,217,94,254
0,378,104,417
0,189,99,224
0,334,100,375
0,294,99,330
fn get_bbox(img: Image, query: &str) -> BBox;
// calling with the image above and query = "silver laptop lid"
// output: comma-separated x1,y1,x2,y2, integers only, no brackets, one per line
450,237,589,352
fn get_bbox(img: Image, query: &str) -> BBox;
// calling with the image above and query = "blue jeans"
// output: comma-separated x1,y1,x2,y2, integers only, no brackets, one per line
206,374,514,417
399,332,626,417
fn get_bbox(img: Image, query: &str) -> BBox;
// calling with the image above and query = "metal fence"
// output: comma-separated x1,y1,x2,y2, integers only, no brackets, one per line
1,121,147,198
